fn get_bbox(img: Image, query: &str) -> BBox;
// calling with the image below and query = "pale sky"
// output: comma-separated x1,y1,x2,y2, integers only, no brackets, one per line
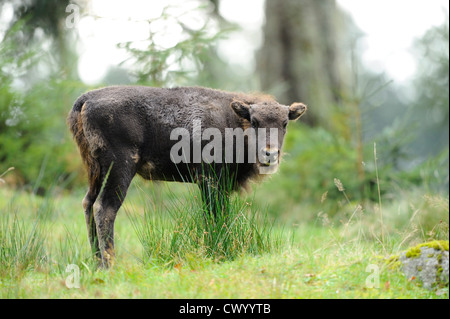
338,0,449,82
75,0,449,85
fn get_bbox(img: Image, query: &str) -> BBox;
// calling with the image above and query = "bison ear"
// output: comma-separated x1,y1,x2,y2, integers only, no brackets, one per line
289,102,307,121
231,100,251,121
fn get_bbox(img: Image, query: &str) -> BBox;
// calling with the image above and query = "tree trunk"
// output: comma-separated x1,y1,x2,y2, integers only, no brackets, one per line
258,0,349,129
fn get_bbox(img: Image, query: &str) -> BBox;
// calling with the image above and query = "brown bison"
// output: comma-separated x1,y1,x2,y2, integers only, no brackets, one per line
68,86,307,267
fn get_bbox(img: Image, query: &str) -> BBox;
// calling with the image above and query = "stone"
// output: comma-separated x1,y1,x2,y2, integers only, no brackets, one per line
399,241,449,290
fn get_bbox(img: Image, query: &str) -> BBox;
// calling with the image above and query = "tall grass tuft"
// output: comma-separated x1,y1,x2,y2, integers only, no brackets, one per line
0,212,47,277
125,175,283,267
51,225,97,277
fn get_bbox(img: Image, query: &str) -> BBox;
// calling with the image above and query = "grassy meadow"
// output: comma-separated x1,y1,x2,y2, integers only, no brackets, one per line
0,1,448,300
0,174,448,299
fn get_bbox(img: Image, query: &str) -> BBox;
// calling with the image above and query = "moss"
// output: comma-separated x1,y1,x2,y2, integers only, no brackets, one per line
404,240,449,259
405,246,422,258
384,254,401,270
418,240,449,252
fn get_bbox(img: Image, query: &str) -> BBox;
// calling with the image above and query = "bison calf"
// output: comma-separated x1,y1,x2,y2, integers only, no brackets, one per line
67,86,307,267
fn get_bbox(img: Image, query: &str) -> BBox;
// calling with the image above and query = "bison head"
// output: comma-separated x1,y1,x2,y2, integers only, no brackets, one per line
231,99,307,174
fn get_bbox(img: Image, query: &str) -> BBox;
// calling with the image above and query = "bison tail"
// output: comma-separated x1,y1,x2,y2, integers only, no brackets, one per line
67,97,101,191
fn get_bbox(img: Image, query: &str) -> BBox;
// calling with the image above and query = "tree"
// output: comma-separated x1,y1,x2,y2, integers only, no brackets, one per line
258,0,350,128
2,0,79,79
410,19,449,159
0,1,86,191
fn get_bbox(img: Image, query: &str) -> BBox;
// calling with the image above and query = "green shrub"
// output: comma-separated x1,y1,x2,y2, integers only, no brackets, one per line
252,124,449,221
0,26,88,191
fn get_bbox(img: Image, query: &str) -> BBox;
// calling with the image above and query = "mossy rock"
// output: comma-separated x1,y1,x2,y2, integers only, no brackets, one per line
399,240,449,290
405,240,449,258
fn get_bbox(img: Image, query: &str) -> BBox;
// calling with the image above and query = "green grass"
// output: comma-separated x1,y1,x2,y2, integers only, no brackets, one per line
125,181,283,266
0,179,448,299
0,211,46,278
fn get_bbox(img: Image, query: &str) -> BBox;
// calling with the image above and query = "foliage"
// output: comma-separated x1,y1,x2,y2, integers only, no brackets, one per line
410,19,449,159
2,0,79,78
359,19,449,187
0,25,88,192
252,123,449,221
5,0,71,40
250,18,449,220
118,3,230,87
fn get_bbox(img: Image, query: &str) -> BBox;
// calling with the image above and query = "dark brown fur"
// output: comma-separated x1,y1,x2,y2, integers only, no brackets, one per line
67,85,306,267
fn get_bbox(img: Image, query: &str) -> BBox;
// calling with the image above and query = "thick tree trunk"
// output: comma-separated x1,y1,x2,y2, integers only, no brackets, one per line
258,0,349,128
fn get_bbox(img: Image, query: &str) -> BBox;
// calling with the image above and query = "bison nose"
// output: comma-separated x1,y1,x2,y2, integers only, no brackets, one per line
265,149,279,158
261,147,279,165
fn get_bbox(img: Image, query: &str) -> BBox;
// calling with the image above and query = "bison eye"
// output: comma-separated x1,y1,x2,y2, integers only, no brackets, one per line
251,119,259,129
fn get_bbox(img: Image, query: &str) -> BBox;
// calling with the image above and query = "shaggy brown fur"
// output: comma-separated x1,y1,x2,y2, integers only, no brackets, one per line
67,85,306,267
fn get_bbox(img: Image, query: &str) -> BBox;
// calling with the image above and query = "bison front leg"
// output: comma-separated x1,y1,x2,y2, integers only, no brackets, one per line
198,174,230,220
93,200,119,268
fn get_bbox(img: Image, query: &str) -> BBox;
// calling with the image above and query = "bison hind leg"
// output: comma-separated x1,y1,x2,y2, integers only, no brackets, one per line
82,168,102,260
93,155,137,268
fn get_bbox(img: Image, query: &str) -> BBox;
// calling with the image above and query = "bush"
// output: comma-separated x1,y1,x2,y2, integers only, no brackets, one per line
252,123,449,221
0,26,88,192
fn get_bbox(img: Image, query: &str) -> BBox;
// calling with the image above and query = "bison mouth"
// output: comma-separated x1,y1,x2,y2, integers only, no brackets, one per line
260,160,278,167
258,161,279,174
258,148,280,174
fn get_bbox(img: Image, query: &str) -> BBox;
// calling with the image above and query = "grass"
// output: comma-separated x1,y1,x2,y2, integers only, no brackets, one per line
0,178,448,299
0,211,46,278
125,181,283,266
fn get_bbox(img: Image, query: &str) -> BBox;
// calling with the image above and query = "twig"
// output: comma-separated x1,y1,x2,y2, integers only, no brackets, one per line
374,143,384,246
